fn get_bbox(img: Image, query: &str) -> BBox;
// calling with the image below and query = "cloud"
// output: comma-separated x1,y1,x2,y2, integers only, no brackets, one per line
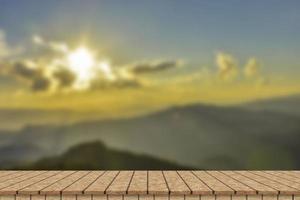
6,61,51,91
11,61,42,79
2,60,74,92
32,35,69,53
216,52,238,81
32,35,44,45
0,29,23,59
31,76,51,91
2,58,143,92
0,30,14,59
243,57,269,86
244,58,260,78
90,75,142,90
2,33,188,93
129,60,183,74
52,69,76,88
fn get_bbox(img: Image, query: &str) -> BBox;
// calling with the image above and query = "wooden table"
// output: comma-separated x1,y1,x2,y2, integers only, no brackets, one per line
0,171,299,200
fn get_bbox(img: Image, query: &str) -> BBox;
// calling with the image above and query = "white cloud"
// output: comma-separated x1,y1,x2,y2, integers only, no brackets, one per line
216,52,238,81
0,30,11,59
0,29,23,60
244,58,260,78
32,34,69,53
128,59,183,74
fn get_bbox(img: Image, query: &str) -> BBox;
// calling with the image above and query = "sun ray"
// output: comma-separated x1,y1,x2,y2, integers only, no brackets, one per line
67,47,95,89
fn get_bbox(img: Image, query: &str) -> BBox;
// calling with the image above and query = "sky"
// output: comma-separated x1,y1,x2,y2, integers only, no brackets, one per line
0,0,300,116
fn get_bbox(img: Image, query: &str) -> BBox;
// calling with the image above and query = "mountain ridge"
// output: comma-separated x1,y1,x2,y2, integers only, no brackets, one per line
15,141,190,170
0,94,300,169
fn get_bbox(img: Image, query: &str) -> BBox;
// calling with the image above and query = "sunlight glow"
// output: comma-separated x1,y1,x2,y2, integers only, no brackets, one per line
67,47,95,89
98,61,115,80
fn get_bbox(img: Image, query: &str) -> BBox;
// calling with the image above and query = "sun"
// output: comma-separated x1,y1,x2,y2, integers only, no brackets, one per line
67,47,95,88
65,46,115,90
67,47,95,76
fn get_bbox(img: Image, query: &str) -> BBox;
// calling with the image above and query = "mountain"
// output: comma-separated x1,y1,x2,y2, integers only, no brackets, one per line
0,108,105,131
0,143,45,168
16,141,189,170
0,95,300,169
242,94,300,116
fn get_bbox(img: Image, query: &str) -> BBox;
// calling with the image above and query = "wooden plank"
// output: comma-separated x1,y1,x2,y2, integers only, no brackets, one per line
266,171,300,184
139,195,154,200
106,171,133,195
169,195,184,200
0,172,30,184
148,171,169,195
154,195,168,200
46,195,60,200
77,194,92,200
163,171,190,195
232,195,247,200
85,171,119,194
0,171,45,190
0,172,16,179
280,171,300,181
252,171,300,191
124,195,138,200
289,171,300,178
108,195,122,200
216,196,231,200
62,195,76,200
247,195,262,200
127,171,147,195
185,195,199,200
62,171,104,194
207,171,256,195
222,171,277,194
0,171,59,194
192,171,234,195
0,195,15,200
16,195,30,200
19,171,76,194
177,171,212,195
93,195,107,200
278,195,293,200
41,171,90,194
238,171,298,194
201,195,215,200
262,196,277,200
31,195,45,200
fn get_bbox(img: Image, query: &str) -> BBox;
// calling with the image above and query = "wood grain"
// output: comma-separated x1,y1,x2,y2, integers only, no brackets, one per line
177,171,212,195
63,171,104,194
0,171,59,195
127,171,147,194
0,171,299,195
207,171,255,195
193,171,234,195
41,171,90,195
19,171,75,194
163,171,190,195
222,171,277,194
106,171,133,195
148,171,168,195
238,171,298,194
85,171,119,194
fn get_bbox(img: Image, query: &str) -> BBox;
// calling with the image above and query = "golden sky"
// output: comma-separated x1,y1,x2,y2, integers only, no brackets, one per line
1,42,299,118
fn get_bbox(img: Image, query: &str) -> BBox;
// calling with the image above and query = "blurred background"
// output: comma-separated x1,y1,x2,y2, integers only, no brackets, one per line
0,0,300,170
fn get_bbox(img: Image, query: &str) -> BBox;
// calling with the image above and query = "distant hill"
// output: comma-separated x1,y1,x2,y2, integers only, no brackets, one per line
16,141,189,170
242,94,300,116
0,108,105,131
0,95,300,169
